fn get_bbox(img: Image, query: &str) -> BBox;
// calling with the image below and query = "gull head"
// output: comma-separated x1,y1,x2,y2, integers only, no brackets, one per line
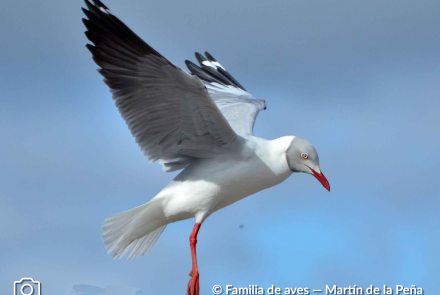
286,137,330,192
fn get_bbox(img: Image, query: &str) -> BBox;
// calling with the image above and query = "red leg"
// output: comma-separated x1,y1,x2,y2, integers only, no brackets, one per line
187,223,201,295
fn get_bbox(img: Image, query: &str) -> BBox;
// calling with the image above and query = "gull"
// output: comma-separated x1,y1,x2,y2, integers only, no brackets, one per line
82,1,330,294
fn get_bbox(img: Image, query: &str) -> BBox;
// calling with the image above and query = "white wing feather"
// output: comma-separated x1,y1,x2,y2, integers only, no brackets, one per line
205,83,266,136
186,53,266,137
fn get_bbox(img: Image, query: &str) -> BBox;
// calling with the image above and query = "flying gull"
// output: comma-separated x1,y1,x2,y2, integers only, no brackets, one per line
82,1,330,294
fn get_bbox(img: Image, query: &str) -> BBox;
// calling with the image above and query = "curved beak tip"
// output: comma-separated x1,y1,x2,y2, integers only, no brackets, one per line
320,174,330,192
319,175,330,192
309,168,330,192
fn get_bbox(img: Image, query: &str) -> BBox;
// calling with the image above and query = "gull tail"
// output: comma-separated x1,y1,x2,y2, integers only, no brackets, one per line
101,198,167,260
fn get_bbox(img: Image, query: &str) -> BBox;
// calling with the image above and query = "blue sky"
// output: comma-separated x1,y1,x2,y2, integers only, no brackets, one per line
1,0,439,294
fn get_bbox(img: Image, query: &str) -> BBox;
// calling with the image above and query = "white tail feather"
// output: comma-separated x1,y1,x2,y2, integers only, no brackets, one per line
102,198,167,260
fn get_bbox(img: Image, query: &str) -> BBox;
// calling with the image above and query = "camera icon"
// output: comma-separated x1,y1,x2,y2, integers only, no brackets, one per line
14,278,41,295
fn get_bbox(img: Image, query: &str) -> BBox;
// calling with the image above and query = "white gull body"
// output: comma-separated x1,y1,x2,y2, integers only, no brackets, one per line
160,136,294,224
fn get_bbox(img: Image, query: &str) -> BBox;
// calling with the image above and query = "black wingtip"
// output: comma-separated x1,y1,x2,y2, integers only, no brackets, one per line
185,60,200,74
91,0,109,10
195,52,207,65
82,18,89,27
185,59,194,68
83,0,112,17
185,60,199,74
187,51,247,91
83,0,94,11
85,43,96,54
205,52,217,62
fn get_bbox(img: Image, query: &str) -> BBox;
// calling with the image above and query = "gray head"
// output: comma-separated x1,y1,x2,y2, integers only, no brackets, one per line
286,137,330,191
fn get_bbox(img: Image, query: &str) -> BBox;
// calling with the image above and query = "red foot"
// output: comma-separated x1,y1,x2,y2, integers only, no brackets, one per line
187,270,200,295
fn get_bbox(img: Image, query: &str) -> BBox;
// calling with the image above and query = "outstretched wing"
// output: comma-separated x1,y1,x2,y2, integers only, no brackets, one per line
186,52,266,136
82,0,243,171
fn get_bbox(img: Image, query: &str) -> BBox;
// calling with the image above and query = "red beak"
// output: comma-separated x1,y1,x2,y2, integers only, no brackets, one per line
308,166,330,192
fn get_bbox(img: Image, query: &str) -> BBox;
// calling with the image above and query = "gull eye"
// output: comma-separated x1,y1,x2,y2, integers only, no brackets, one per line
301,153,309,159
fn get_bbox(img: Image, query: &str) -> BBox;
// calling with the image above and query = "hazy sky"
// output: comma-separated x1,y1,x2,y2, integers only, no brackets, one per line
1,0,439,294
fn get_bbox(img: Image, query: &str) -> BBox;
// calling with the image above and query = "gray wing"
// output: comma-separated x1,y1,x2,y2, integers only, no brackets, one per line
186,52,266,136
82,0,242,172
